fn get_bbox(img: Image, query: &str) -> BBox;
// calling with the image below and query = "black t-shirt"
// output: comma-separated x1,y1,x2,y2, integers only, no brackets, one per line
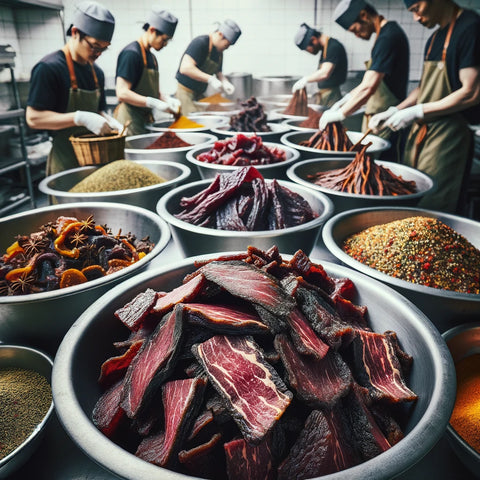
423,9,480,124
27,49,106,112
116,41,158,91
318,37,348,89
369,21,409,102
175,35,223,94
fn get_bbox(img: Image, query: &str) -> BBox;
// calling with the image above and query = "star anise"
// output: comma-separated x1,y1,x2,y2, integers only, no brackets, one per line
9,272,37,295
18,235,50,258
0,281,10,296
70,230,88,248
78,215,96,233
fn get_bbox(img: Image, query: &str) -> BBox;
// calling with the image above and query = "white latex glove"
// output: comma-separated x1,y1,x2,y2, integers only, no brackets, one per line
222,79,235,95
101,113,124,132
368,106,399,133
319,108,346,130
330,93,351,111
292,76,308,93
384,104,424,131
207,75,223,92
166,96,181,114
74,111,113,136
146,96,169,121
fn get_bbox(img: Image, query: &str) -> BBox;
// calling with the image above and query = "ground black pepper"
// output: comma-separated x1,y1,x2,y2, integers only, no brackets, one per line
0,368,52,459
343,216,480,293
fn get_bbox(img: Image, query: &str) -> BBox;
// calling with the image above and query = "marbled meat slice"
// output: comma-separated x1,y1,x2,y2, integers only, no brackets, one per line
277,408,359,479
114,288,157,331
193,335,293,443
136,377,207,467
245,177,269,230
274,334,352,408
198,260,295,318
92,379,125,438
121,305,184,418
351,330,418,403
224,436,276,480
183,302,270,334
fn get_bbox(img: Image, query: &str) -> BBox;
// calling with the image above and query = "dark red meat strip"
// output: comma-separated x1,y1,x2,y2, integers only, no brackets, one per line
92,379,125,438
114,288,157,331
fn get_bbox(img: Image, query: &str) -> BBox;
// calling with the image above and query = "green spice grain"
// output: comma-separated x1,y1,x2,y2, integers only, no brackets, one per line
0,368,52,459
343,216,480,293
69,159,166,193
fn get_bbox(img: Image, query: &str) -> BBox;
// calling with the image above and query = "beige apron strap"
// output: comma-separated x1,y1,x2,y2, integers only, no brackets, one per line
412,123,428,168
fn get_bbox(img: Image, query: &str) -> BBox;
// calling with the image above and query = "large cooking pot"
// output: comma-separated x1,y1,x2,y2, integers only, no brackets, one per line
225,72,252,100
253,75,301,97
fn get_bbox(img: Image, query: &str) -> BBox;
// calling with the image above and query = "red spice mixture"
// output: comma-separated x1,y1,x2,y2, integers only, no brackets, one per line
146,131,192,149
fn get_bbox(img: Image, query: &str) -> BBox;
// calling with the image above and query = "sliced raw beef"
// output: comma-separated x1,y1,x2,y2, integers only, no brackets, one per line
114,288,157,331
92,379,125,438
193,335,293,443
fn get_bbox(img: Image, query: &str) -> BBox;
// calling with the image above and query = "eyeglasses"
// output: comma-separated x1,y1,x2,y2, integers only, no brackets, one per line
83,36,109,54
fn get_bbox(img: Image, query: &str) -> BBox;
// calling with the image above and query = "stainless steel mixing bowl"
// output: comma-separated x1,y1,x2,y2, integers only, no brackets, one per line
287,158,436,213
210,123,291,143
282,118,318,132
145,115,229,133
186,141,300,180
38,160,191,212
322,207,480,332
52,254,456,480
0,202,171,354
156,179,333,257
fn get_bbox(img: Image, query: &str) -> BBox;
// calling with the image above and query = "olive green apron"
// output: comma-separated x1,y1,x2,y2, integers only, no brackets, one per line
404,7,471,213
46,45,100,176
176,35,222,115
312,38,343,108
114,40,159,136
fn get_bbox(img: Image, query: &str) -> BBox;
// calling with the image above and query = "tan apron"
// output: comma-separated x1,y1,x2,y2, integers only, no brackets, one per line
312,38,343,108
404,7,471,213
46,45,100,176
114,40,159,136
175,35,223,115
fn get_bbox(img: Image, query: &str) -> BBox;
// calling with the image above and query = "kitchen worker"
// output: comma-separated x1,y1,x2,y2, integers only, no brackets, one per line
371,0,480,214
319,0,409,163
26,1,118,176
175,19,241,115
292,23,348,108
114,8,180,136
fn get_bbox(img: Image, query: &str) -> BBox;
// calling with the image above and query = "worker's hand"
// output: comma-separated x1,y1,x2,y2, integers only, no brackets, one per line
221,79,235,95
207,75,223,92
165,96,181,114
146,97,169,120
330,93,351,111
384,104,424,131
74,111,113,136
369,106,398,134
101,113,124,132
319,108,346,130
292,76,308,93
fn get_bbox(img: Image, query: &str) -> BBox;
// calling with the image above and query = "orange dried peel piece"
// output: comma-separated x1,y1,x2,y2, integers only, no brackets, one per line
59,268,87,289
54,221,83,258
3,241,25,262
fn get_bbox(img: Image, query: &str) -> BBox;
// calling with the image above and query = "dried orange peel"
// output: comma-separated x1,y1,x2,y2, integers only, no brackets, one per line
59,268,88,288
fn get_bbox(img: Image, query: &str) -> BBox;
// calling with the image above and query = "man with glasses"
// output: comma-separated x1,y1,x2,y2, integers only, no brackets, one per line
114,8,180,136
26,1,118,176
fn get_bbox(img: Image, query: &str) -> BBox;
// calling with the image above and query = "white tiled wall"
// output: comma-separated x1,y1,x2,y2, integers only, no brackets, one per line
2,0,480,102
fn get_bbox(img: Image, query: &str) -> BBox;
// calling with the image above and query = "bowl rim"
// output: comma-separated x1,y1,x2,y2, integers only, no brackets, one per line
280,129,391,154
156,178,334,238
286,157,436,200
322,206,480,301
210,122,291,137
125,132,217,153
38,160,191,198
281,117,318,131
51,254,456,480
185,141,300,173
0,202,171,304
0,344,54,470
146,115,229,133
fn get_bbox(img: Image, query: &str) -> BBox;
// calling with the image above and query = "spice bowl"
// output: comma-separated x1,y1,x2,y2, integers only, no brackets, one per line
442,323,480,478
145,115,229,133
287,158,436,214
281,118,318,132
38,160,191,212
0,344,54,479
322,207,480,332
280,130,391,160
186,141,300,180
210,123,292,143
156,178,333,257
0,202,171,354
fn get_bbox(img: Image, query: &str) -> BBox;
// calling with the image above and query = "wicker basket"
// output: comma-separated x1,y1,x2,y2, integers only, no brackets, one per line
70,132,126,166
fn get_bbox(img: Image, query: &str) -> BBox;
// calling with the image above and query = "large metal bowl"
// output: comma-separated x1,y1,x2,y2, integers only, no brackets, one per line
442,323,480,478
193,100,238,113
280,130,391,159
271,104,325,122
156,179,333,257
282,117,319,132
186,141,300,180
287,158,436,213
145,115,229,133
210,123,291,143
256,93,296,111
0,202,171,354
0,345,54,479
322,207,480,332
38,160,191,212
52,253,456,480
